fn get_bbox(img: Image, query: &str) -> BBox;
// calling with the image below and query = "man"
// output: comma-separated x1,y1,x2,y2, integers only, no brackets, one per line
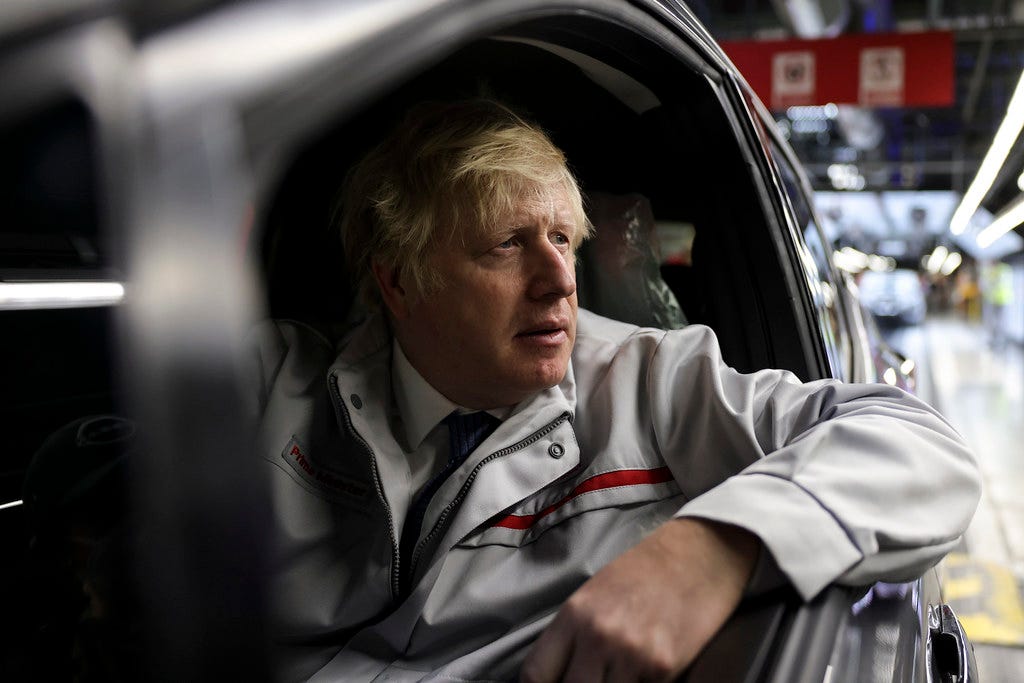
253,98,979,682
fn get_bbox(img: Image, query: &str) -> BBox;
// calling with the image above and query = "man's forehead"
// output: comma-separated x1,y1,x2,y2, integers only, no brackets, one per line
498,184,580,230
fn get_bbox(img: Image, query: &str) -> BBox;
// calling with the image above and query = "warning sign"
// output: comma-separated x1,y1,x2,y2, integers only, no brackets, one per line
860,46,905,106
722,31,953,110
771,51,815,108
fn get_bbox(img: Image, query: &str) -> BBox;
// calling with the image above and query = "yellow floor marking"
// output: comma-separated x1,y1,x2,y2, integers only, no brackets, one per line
939,553,1024,647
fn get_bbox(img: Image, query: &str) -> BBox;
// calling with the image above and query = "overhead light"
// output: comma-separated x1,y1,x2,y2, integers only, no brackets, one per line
900,359,916,376
940,251,963,276
950,68,1024,234
828,164,866,191
1018,170,1024,192
977,195,1024,247
834,246,869,272
926,245,948,274
792,119,829,134
787,104,839,120
867,255,895,272
0,281,125,310
882,367,898,385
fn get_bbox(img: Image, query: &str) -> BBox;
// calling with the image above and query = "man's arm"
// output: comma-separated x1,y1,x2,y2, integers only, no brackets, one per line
521,519,758,683
525,322,979,682
647,325,980,599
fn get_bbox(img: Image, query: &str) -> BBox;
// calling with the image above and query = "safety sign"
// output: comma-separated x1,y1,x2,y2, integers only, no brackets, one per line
860,46,905,106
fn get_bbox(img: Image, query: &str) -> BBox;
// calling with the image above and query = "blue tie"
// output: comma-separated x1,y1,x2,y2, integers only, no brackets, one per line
399,411,499,593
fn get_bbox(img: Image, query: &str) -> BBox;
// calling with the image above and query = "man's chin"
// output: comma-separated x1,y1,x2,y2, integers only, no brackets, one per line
526,361,571,392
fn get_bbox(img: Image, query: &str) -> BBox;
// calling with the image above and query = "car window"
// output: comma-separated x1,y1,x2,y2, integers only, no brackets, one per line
768,141,852,380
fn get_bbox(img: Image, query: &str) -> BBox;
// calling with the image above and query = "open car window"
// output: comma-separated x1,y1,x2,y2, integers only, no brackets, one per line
259,14,826,381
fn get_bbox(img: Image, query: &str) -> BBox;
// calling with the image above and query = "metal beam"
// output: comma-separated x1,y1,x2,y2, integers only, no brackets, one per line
963,35,994,125
963,0,1006,125
803,159,979,175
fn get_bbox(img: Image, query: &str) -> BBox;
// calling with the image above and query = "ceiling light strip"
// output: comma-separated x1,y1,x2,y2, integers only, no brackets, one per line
950,69,1024,235
0,281,125,310
977,195,1024,248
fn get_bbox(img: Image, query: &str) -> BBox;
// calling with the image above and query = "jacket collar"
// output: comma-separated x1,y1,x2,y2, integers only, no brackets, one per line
331,311,579,441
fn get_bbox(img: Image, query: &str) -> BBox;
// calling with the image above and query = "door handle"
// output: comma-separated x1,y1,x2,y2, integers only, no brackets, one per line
928,603,978,682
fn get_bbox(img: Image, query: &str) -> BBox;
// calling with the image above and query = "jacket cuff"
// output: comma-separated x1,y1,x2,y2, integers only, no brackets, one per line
743,544,788,598
674,473,862,600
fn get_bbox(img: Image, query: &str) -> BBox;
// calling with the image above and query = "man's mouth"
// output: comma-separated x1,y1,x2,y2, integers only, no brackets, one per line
515,319,569,345
517,317,568,336
518,327,562,337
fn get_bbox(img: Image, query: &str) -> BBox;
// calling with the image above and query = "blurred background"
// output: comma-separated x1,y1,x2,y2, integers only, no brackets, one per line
694,0,1024,676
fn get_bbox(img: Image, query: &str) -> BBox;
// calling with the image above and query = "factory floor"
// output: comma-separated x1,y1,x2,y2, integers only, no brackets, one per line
883,314,1024,681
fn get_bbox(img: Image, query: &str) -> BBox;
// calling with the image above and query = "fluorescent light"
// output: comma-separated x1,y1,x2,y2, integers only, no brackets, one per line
940,252,963,276
834,246,869,272
926,245,948,274
883,367,898,385
977,195,1024,247
1018,171,1024,192
0,500,23,511
0,281,125,310
951,68,1024,234
900,359,916,375
867,255,894,272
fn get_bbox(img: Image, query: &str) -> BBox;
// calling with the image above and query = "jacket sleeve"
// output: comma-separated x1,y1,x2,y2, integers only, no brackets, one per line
646,325,980,600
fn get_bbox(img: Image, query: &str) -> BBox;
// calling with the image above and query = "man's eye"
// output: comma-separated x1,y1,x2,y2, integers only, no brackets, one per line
496,239,514,249
552,233,570,246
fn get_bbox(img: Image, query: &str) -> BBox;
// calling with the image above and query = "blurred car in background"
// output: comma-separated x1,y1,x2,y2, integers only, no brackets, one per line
1,1,974,681
859,269,928,327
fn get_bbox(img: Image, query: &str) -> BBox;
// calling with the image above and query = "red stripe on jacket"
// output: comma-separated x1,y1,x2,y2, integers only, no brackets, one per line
492,466,674,530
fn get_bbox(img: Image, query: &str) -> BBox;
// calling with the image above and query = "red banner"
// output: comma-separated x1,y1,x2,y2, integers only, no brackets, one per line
721,31,954,110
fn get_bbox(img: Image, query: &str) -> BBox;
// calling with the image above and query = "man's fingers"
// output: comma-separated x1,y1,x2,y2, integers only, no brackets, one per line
521,519,759,683
604,657,636,683
561,641,607,683
520,613,573,683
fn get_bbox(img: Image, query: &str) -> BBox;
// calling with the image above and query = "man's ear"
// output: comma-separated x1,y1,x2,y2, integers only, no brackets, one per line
371,260,411,319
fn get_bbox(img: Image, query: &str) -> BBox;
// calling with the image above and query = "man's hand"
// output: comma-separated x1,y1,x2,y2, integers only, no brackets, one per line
520,518,760,683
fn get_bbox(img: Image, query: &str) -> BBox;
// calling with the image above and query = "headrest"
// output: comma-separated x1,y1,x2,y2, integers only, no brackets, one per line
577,192,686,330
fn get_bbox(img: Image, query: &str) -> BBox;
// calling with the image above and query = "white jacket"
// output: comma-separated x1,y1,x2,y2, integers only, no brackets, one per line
252,309,979,682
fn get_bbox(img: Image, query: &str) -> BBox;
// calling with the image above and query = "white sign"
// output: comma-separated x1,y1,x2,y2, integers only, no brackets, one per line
860,47,905,106
772,51,816,108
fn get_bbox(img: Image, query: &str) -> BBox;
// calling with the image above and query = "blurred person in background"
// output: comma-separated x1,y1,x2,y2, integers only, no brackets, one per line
954,267,982,322
981,260,1014,349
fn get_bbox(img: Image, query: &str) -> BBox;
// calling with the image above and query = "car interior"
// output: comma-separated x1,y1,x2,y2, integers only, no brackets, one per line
258,21,816,379
1,9,834,680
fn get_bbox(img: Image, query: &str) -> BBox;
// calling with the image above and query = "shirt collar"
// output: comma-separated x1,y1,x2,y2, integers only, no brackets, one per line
391,339,514,450
392,339,458,450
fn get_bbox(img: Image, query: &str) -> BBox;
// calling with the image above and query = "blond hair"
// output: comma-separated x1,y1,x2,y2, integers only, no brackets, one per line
338,98,591,305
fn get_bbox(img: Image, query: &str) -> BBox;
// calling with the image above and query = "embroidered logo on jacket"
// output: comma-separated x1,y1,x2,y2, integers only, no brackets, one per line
280,436,368,499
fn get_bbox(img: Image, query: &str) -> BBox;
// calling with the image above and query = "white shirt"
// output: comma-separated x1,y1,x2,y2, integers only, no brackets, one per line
388,340,510,530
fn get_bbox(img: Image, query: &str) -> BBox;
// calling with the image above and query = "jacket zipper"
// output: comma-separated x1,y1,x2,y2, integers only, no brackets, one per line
403,412,571,597
328,370,402,600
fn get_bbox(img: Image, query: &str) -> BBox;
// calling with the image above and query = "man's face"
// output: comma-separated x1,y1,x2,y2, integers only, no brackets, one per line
390,185,579,409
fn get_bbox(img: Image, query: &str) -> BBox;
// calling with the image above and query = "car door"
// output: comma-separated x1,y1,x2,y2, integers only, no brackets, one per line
0,5,138,678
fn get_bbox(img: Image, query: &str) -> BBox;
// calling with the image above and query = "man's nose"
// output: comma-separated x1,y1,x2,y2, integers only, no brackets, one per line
526,242,576,300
